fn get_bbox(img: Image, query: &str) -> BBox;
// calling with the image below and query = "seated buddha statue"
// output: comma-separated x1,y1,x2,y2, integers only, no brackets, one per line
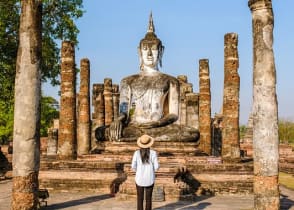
108,13,199,142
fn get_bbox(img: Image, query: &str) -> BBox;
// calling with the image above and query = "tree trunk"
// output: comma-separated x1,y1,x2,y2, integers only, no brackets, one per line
248,0,280,209
12,0,42,209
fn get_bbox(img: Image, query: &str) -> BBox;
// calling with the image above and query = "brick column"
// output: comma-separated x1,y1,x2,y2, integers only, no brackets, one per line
249,0,280,209
178,75,187,126
104,78,113,125
198,59,211,155
112,84,120,119
58,41,76,160
47,128,58,155
91,84,104,147
186,93,199,129
77,58,90,155
222,33,241,162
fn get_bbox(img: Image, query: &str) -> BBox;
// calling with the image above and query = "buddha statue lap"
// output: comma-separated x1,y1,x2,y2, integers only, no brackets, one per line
108,13,199,142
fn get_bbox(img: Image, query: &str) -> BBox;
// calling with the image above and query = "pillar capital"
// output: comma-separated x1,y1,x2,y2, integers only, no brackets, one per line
248,0,272,11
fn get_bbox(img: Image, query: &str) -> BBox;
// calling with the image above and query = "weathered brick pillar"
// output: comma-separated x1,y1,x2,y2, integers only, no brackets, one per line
222,33,241,162
47,128,58,155
93,84,105,126
104,78,113,125
198,59,212,155
249,0,280,209
243,113,253,144
178,75,187,125
186,93,199,129
77,58,90,155
91,84,104,147
58,41,77,160
112,84,120,119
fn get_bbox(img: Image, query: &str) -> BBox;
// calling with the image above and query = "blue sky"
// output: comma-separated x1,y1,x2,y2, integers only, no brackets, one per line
43,0,294,125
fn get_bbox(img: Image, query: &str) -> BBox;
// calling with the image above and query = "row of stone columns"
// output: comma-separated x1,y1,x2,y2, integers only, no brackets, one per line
198,32,241,161
177,75,199,129
58,41,91,159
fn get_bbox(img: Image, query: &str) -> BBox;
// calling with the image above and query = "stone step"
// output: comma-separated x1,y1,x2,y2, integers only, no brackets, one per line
40,160,127,171
39,170,126,194
118,172,253,200
38,153,254,200
93,141,200,156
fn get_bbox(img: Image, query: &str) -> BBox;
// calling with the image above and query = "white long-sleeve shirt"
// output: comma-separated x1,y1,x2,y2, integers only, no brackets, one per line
131,149,159,187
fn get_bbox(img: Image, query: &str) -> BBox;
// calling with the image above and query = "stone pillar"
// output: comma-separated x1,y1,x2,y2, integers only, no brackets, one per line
211,114,223,156
58,41,76,160
112,84,120,119
198,59,212,155
243,113,253,144
104,78,113,125
91,84,104,146
222,33,240,162
249,0,280,209
77,58,91,155
47,128,58,155
93,84,105,126
186,93,199,129
178,75,187,125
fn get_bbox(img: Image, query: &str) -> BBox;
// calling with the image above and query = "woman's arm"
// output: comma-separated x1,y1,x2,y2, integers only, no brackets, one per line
131,151,137,171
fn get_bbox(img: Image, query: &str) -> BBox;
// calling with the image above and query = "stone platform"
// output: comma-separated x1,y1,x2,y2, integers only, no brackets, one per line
39,141,254,201
92,141,202,156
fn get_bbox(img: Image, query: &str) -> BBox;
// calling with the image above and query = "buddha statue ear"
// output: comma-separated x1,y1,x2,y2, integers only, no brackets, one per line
159,45,164,68
138,46,143,71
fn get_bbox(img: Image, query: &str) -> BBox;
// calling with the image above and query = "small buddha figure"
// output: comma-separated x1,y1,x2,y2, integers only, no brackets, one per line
109,13,199,142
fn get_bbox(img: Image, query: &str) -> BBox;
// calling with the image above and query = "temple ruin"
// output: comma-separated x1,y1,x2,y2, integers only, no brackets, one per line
34,8,281,203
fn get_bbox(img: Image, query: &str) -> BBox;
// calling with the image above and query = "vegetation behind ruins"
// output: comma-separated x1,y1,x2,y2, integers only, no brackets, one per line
278,119,294,146
279,172,294,190
240,119,294,146
0,0,84,144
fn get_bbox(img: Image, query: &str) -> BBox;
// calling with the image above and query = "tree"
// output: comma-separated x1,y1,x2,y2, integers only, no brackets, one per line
12,0,42,208
0,0,83,142
0,101,14,144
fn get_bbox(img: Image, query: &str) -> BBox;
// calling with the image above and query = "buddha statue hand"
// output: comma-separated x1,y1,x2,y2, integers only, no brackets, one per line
109,113,127,141
137,114,178,129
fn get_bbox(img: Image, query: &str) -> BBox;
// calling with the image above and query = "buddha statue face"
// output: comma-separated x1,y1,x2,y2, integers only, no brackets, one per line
139,36,164,72
140,42,159,69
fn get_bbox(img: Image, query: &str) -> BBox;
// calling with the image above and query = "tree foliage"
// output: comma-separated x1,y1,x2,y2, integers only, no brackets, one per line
0,0,83,141
41,96,59,137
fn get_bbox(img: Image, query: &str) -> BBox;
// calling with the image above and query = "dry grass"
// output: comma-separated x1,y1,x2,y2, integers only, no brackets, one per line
279,172,294,190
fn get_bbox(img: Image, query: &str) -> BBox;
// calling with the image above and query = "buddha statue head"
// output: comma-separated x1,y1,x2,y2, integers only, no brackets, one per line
138,13,164,72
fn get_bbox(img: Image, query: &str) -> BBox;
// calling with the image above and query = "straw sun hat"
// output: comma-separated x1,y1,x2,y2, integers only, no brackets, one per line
137,134,154,148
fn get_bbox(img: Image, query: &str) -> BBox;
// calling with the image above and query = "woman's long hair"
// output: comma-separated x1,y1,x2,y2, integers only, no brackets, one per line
140,148,150,164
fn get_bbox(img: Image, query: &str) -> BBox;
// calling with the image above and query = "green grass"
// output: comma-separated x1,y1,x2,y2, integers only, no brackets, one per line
279,172,294,190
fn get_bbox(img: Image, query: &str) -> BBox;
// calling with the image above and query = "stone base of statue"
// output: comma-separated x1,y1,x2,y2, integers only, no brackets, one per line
120,124,199,142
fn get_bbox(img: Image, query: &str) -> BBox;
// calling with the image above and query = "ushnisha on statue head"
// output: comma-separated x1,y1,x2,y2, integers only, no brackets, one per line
138,12,164,73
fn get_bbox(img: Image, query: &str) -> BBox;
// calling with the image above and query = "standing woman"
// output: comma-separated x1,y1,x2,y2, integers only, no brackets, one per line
132,134,160,210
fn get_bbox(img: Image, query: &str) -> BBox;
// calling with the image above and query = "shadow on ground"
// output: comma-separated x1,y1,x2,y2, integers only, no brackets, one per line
154,200,211,210
280,193,294,210
154,168,213,210
43,194,112,210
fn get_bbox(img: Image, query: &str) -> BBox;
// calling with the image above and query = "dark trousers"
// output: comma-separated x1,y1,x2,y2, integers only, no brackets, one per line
136,184,154,210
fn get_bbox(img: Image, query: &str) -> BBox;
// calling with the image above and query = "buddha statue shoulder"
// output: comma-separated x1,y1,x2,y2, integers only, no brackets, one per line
109,13,199,142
